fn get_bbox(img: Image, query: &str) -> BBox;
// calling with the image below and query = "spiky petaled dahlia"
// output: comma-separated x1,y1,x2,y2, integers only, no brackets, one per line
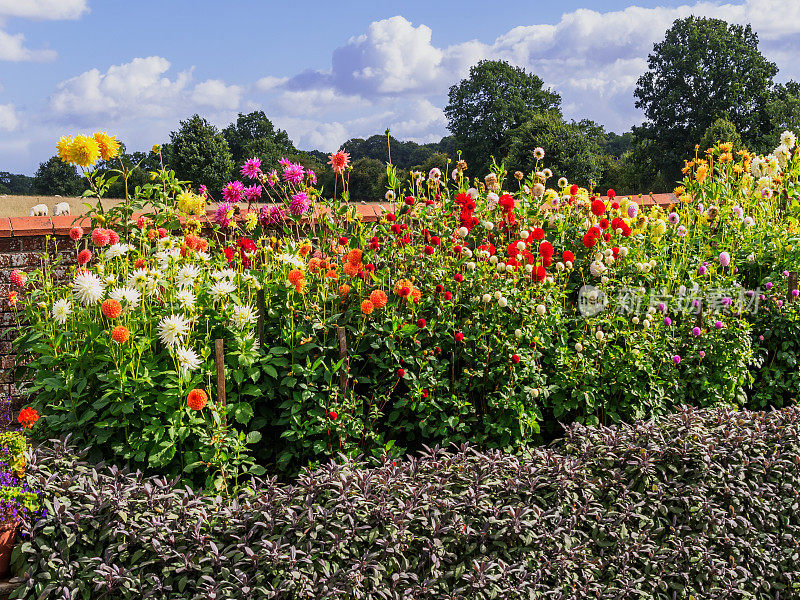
222,181,245,203
69,135,101,167
289,192,310,215
111,325,130,343
282,162,305,184
241,158,262,179
186,389,208,411
101,299,122,319
57,135,75,164
93,132,121,161
328,150,350,174
73,272,105,306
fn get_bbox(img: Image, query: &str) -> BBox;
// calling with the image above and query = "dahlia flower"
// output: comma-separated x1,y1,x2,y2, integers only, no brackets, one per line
73,272,105,306
282,162,305,184
214,202,235,228
209,280,236,302
175,346,201,376
231,304,258,329
52,299,72,325
328,150,350,174
222,181,245,203
176,289,196,310
241,158,262,179
289,192,310,215
109,286,141,309
158,314,191,347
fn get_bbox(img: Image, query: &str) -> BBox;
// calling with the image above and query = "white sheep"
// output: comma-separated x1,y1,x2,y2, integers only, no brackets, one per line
53,202,71,216
29,203,49,217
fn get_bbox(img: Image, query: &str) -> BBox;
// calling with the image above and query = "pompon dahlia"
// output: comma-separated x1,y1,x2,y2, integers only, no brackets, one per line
10,270,27,287
186,389,208,411
360,299,374,315
57,135,75,164
101,299,122,319
111,325,130,343
370,289,387,308
69,226,83,241
241,157,262,179
92,228,110,247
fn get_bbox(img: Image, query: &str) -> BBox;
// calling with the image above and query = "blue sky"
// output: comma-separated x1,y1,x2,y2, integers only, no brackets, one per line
0,0,798,174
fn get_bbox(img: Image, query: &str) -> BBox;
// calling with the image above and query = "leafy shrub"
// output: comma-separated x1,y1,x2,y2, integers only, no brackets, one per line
13,405,800,599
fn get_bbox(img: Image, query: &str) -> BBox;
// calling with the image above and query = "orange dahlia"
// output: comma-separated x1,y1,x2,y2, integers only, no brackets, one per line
343,262,360,277
101,299,122,319
288,269,304,286
339,284,351,296
370,289,387,308
394,279,413,296
345,249,363,265
111,325,130,343
308,257,323,273
360,300,374,315
187,389,208,411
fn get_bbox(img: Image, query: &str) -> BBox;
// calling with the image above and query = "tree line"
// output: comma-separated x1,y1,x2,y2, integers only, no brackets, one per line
4,16,799,200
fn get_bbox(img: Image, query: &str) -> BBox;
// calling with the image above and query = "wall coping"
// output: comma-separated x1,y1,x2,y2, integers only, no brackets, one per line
0,194,677,237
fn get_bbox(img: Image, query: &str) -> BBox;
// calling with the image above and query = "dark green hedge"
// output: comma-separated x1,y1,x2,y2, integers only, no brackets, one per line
13,405,800,599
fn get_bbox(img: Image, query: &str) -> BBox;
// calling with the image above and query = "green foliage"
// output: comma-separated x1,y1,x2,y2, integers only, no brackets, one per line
634,17,778,181
445,60,561,176
32,156,87,196
767,80,800,140
346,157,386,200
222,111,296,172
168,115,234,193
0,431,28,474
0,172,35,195
507,113,604,188
699,117,744,154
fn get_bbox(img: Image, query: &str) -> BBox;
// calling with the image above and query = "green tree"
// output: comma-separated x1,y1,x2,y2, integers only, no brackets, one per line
699,117,744,154
347,158,385,201
33,156,86,196
507,113,603,188
445,60,561,177
222,111,295,172
169,115,234,193
0,172,35,195
767,81,800,140
634,17,777,182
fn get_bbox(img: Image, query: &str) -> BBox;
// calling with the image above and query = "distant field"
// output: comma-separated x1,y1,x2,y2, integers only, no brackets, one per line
0,195,129,218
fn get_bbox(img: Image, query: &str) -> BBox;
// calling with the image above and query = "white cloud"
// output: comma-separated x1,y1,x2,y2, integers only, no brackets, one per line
49,56,245,122
192,79,243,110
0,0,89,20
254,76,288,92
0,29,56,61
0,102,18,130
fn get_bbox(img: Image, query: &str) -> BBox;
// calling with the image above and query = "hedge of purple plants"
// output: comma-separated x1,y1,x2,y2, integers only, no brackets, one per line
12,405,800,600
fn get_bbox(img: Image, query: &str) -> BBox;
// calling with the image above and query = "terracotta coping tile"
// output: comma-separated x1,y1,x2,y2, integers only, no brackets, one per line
0,219,12,239
9,216,53,236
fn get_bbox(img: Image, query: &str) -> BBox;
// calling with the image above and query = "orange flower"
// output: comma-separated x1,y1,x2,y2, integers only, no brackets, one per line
288,269,304,286
17,407,39,429
339,284,351,296
295,279,306,294
345,249,363,265
394,278,413,296
343,262,360,277
328,150,351,174
101,299,122,319
360,300,374,315
324,270,339,280
299,243,312,257
370,289,387,308
187,389,208,411
184,234,202,250
308,257,323,273
111,325,130,343
410,287,422,302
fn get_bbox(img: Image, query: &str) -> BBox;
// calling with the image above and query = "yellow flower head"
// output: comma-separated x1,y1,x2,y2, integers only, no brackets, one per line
176,192,205,216
695,164,709,183
57,135,74,164
245,212,258,232
69,135,101,167
93,132,120,161
673,186,686,196
184,218,201,234
719,142,733,153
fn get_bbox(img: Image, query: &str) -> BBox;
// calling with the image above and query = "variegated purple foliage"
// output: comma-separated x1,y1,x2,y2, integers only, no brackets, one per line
14,406,800,599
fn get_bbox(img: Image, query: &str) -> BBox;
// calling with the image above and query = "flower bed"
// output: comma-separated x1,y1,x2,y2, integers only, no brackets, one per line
12,405,800,599
9,133,800,482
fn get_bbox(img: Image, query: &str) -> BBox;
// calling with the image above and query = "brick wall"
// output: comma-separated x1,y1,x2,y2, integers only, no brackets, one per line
0,193,677,415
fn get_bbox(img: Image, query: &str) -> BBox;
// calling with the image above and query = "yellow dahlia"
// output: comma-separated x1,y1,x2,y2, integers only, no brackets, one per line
57,135,75,164
93,131,120,161
69,135,101,167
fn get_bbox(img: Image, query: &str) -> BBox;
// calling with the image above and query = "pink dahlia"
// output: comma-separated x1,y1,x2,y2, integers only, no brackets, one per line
307,169,317,185
241,158,262,179
328,150,350,174
92,228,110,247
222,181,245,203
266,170,279,187
289,191,310,215
244,185,263,202
261,205,286,226
215,202,234,228
198,184,208,197
282,162,305,184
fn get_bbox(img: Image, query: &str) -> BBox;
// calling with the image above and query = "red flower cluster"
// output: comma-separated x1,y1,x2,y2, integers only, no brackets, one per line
17,406,39,429
455,192,478,231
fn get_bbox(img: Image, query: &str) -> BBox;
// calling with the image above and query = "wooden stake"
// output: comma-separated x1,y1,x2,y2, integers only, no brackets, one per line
337,326,349,396
789,271,798,304
215,338,226,426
